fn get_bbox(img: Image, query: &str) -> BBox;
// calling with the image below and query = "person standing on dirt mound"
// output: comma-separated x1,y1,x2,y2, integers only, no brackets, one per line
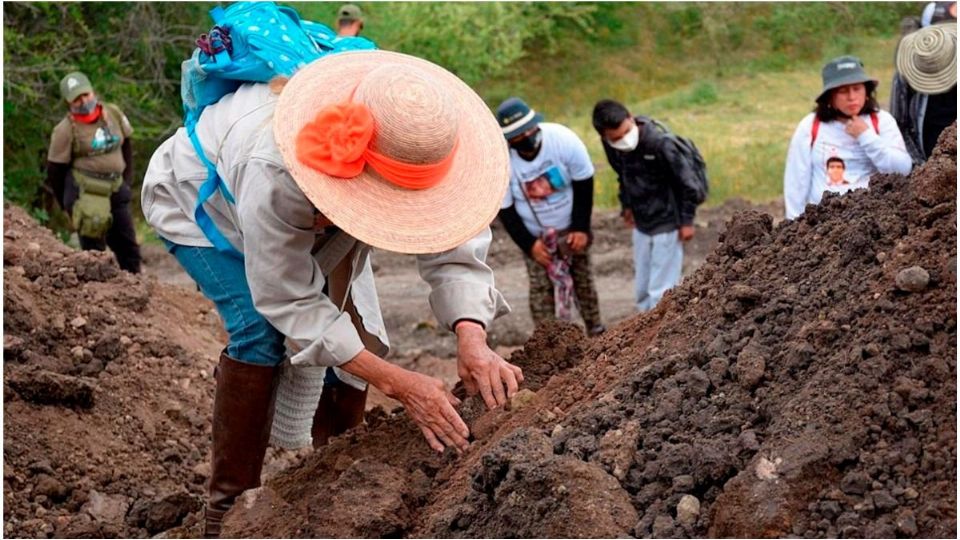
44,71,142,273
142,51,523,537
784,55,913,220
495,97,606,336
592,99,704,313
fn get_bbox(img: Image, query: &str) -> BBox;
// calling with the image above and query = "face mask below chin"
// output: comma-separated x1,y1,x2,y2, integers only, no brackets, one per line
71,98,99,116
511,129,543,160
607,124,639,152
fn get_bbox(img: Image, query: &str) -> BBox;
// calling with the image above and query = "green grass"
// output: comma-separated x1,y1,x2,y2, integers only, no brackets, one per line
481,34,901,209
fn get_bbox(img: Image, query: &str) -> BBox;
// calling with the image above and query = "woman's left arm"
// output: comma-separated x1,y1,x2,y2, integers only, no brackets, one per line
857,112,914,176
415,227,510,331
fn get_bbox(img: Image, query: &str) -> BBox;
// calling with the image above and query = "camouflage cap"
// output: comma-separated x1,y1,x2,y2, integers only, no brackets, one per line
60,72,94,103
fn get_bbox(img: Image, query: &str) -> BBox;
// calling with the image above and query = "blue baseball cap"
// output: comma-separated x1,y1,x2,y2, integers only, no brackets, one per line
496,97,543,140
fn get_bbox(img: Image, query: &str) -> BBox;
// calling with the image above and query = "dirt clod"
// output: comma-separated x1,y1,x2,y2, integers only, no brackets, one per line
897,265,930,292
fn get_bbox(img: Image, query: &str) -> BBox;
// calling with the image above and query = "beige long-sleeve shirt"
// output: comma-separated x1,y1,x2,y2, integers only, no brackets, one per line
142,83,509,368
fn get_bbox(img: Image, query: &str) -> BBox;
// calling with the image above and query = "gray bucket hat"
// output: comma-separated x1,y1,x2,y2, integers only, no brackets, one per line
816,55,879,102
896,23,957,94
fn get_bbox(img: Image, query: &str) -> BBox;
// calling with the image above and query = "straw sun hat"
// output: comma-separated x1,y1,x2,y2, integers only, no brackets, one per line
274,50,509,254
896,23,958,94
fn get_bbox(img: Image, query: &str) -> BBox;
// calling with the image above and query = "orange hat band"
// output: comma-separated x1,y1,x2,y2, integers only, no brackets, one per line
295,101,457,191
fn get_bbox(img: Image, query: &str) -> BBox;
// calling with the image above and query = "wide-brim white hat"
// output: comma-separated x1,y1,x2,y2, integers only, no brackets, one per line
274,50,509,254
896,23,958,94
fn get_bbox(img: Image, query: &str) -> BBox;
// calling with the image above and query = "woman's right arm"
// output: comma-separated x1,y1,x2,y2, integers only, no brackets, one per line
339,350,470,452
784,116,814,220
237,158,470,452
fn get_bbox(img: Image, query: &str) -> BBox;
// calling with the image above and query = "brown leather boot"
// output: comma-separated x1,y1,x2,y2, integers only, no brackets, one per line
204,352,279,538
310,382,368,448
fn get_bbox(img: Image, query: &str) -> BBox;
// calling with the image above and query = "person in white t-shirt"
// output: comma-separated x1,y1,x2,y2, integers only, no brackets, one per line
784,55,913,219
495,97,605,336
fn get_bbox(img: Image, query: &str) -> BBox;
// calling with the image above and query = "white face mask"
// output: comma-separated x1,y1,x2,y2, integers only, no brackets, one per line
607,124,639,152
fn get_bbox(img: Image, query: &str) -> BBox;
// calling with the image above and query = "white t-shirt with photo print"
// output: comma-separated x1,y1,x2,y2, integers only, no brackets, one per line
783,111,912,219
501,122,596,237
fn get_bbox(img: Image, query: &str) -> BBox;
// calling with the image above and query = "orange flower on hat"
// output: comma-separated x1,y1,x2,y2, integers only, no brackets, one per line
296,102,375,178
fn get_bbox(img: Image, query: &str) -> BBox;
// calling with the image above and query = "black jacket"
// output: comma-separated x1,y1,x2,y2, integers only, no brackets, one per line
602,117,699,235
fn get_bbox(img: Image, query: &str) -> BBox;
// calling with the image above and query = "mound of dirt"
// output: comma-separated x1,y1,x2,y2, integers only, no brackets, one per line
222,124,956,538
2,204,231,538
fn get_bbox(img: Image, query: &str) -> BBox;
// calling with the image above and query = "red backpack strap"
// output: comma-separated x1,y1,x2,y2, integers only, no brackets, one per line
811,114,879,148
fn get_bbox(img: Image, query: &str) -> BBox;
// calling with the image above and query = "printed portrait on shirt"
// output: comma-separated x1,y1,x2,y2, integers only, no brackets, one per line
825,156,850,186
818,143,869,189
522,166,566,202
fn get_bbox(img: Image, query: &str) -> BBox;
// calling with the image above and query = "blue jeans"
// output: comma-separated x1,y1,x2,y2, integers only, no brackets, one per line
632,228,683,312
162,239,285,366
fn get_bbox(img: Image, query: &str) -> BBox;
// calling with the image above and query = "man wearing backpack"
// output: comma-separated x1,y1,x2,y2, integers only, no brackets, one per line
592,99,705,312
45,71,142,273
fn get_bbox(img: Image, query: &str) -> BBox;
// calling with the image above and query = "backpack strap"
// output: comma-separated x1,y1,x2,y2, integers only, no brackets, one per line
811,113,880,147
191,101,276,259
189,109,242,259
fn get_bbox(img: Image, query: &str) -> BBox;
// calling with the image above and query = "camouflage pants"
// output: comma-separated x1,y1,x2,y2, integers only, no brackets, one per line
523,250,602,330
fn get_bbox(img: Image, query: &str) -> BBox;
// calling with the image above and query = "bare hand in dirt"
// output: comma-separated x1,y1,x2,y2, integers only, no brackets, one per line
531,239,551,267
390,369,470,453
622,208,635,228
566,231,589,253
845,116,869,138
455,321,524,409
678,224,695,242
339,350,469,453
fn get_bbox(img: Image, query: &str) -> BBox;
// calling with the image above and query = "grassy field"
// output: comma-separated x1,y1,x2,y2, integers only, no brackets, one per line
131,34,901,246
482,34,902,209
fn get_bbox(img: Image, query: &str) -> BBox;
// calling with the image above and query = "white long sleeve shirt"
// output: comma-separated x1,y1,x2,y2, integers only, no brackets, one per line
783,110,912,219
142,83,509,368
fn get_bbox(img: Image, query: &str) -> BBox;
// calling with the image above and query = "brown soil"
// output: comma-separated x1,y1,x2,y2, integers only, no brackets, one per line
3,124,954,538
219,124,957,538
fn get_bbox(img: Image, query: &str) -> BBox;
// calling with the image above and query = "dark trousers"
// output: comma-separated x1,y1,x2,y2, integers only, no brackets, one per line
64,176,142,274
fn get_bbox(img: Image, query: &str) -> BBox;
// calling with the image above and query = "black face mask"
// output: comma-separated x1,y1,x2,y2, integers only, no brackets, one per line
511,129,543,160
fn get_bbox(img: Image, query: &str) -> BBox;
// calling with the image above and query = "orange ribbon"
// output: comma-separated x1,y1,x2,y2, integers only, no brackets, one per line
295,102,457,190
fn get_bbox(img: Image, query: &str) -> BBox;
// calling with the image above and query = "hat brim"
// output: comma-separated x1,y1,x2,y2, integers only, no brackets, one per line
502,112,544,140
816,75,879,102
64,83,93,103
274,50,510,254
896,25,958,95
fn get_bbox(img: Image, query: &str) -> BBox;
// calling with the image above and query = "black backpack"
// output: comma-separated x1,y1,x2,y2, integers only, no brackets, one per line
642,116,709,205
